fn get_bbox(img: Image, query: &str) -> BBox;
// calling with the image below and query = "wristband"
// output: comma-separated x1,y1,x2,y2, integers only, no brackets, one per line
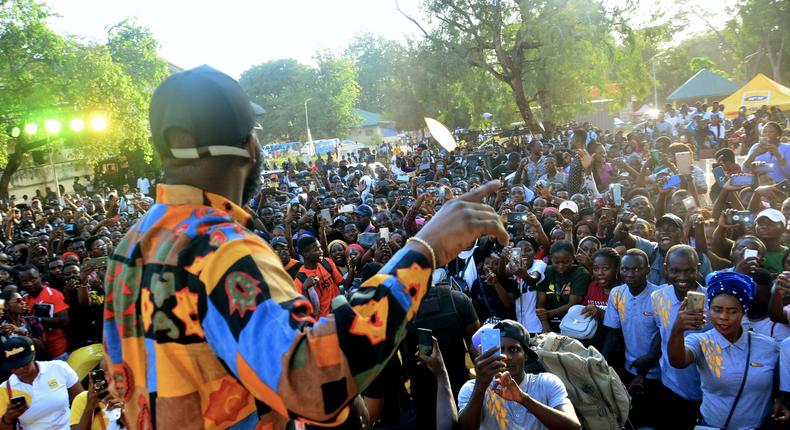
406,237,436,270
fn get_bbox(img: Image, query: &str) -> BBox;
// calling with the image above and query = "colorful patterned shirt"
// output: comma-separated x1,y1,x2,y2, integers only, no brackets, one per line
103,184,432,429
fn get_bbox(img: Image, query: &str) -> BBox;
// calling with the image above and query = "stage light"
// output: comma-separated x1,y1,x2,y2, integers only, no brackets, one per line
91,115,108,131
24,123,38,136
69,118,85,132
45,119,61,134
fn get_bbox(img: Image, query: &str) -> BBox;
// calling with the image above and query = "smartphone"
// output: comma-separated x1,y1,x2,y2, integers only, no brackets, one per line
507,212,529,223
480,328,501,355
675,152,692,175
64,223,76,233
320,208,332,223
611,183,622,207
379,227,390,242
663,175,681,190
727,210,753,226
10,396,26,408
308,183,316,192
417,328,433,355
682,196,697,211
510,247,522,262
0,299,5,311
396,175,410,182
338,204,355,214
744,249,759,260
87,256,108,269
776,179,790,195
33,303,53,318
686,291,705,312
90,368,106,388
730,175,755,187
712,166,726,188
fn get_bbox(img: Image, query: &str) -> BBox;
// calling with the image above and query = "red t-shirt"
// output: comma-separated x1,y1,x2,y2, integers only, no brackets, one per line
24,286,69,357
293,259,344,317
581,281,609,308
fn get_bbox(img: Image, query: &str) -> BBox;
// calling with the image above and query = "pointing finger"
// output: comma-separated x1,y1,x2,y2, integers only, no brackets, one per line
460,180,502,203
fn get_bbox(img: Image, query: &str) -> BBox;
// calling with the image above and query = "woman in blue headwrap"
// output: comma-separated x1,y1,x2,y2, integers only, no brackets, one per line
668,272,787,429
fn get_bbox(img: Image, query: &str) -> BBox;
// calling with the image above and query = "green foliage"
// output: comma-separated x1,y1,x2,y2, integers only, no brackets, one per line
0,0,167,196
344,33,401,113
240,54,360,143
402,0,658,129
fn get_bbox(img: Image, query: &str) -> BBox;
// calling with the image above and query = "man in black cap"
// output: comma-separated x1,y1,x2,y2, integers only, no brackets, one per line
353,204,375,232
102,63,509,430
457,320,580,430
271,237,301,279
614,212,712,285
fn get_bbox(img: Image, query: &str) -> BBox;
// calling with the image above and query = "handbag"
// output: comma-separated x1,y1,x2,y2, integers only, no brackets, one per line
559,305,598,339
694,332,751,430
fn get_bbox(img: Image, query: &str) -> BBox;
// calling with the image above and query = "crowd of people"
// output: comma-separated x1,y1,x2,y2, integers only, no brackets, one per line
0,64,787,430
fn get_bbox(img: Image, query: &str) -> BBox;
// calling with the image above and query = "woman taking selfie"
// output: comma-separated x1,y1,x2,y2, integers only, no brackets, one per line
668,272,788,429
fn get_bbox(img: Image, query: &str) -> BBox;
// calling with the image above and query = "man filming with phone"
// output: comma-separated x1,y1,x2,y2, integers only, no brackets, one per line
70,367,127,430
458,320,580,430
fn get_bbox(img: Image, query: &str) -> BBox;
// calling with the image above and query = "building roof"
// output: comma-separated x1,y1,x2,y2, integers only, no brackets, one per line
353,108,394,127
666,69,740,101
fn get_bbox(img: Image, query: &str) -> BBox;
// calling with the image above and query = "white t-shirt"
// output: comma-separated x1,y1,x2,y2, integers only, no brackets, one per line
458,372,572,430
137,177,151,195
515,260,547,333
0,360,79,430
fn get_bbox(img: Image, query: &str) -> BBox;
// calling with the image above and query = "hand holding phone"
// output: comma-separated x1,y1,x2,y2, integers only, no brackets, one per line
418,328,433,355
686,291,705,314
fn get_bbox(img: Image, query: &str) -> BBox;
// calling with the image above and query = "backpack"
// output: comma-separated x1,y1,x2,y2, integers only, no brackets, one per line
295,259,333,286
530,332,630,430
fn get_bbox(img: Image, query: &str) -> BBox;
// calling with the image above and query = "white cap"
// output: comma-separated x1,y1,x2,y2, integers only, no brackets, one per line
756,208,786,226
558,200,579,214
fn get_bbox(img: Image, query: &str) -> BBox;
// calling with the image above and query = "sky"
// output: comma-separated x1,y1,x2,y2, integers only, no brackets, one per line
45,0,424,78
44,0,736,79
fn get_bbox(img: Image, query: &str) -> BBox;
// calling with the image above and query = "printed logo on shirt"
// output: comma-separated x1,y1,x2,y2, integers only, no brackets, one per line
700,336,724,378
485,389,508,429
48,379,60,390
612,289,626,321
652,292,671,329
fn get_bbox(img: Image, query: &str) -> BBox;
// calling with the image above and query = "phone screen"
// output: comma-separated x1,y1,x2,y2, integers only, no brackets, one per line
730,175,755,187
480,328,501,355
418,328,433,355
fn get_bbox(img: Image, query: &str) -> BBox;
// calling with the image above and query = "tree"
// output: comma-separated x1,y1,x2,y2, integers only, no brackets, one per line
240,54,360,143
397,0,654,131
239,59,311,142
726,0,788,82
0,0,167,198
344,33,401,113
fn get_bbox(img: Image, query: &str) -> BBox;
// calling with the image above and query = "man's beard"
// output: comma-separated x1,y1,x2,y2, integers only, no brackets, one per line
241,146,265,204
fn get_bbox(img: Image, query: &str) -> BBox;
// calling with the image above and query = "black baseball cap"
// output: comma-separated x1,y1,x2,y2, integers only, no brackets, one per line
270,237,288,248
2,336,35,370
149,65,256,160
656,214,683,229
494,320,539,363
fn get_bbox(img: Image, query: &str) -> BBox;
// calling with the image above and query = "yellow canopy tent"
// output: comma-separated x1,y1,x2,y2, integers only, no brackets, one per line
720,73,790,118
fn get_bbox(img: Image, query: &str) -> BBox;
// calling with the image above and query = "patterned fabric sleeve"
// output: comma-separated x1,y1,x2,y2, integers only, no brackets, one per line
567,156,583,196
199,236,432,425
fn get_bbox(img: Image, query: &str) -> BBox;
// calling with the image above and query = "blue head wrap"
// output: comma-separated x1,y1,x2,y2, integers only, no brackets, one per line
706,272,757,312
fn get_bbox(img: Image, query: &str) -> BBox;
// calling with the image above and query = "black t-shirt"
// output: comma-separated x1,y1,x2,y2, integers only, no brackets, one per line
537,265,591,311
468,277,518,323
64,285,104,351
402,285,478,428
